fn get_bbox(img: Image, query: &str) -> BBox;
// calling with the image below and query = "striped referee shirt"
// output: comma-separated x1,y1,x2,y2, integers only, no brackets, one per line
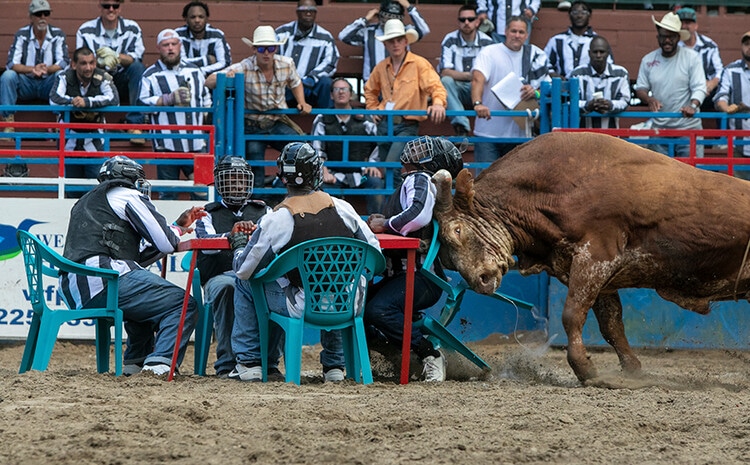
58,186,182,309
679,33,724,81
338,6,430,82
219,54,301,123
476,0,540,31
439,30,494,73
6,24,69,72
138,60,211,152
543,27,609,79
715,59,750,156
175,24,232,77
76,16,145,71
570,62,631,129
276,21,338,82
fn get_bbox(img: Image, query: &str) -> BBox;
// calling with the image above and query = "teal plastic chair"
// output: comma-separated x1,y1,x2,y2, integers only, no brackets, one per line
250,237,386,385
416,221,535,371
16,230,123,375
180,251,214,376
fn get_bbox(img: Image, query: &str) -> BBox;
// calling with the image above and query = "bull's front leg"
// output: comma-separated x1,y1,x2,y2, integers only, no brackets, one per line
591,292,642,375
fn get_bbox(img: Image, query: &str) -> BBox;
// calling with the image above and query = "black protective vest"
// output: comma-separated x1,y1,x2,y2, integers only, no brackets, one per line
196,200,267,285
275,191,356,287
321,115,375,173
63,179,142,263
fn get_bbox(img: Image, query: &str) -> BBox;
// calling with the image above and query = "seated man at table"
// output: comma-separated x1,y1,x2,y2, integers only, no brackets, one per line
228,142,380,382
194,156,271,377
58,155,204,376
365,136,463,382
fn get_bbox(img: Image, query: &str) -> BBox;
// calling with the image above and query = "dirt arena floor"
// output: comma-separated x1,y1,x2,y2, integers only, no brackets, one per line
1,335,749,465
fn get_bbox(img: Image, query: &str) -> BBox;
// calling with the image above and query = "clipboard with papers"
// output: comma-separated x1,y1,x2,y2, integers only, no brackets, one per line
490,71,539,133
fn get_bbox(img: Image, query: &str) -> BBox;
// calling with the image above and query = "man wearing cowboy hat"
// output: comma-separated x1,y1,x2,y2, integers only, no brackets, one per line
364,19,446,189
206,25,312,192
635,12,706,158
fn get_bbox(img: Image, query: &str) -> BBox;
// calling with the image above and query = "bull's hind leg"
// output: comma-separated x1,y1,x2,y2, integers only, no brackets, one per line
592,293,642,375
561,278,602,383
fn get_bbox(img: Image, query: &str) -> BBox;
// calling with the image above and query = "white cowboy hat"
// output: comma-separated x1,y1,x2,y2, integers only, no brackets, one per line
651,12,690,42
376,19,419,45
241,25,286,48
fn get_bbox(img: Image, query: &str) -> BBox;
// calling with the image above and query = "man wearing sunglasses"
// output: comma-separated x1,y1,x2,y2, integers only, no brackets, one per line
276,0,339,109
206,25,312,195
0,0,69,139
76,0,147,145
543,1,609,79
439,5,494,138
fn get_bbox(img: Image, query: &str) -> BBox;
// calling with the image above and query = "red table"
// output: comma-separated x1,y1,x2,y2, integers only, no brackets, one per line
167,235,420,384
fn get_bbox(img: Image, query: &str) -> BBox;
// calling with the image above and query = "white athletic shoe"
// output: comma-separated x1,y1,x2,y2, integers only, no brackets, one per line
422,352,446,382
324,367,345,383
227,363,263,382
141,363,171,376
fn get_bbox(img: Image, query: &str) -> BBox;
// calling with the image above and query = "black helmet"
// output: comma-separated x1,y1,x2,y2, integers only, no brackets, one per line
3,162,29,177
401,136,464,177
379,1,404,20
97,155,151,195
277,142,323,191
214,156,253,207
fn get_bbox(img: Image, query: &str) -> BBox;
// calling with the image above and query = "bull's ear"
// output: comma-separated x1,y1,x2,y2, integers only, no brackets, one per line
454,169,475,212
432,169,455,217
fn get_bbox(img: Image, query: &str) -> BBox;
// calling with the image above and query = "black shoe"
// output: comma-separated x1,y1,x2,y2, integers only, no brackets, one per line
267,367,285,382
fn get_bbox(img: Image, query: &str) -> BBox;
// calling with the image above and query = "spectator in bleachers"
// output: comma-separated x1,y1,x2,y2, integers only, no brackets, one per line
76,0,146,145
312,77,383,214
139,28,211,200
175,1,232,78
1,0,69,139
49,46,119,191
439,5,494,138
339,0,429,83
635,12,706,158
276,0,338,109
570,36,630,129
676,7,723,113
364,19,446,190
714,31,750,179
205,25,312,192
476,0,539,44
544,1,608,80
471,16,550,164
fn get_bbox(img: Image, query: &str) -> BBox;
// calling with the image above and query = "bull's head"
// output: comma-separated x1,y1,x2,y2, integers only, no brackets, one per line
432,169,516,295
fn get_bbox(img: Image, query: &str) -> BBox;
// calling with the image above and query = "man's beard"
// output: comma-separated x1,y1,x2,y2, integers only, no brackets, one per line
162,54,180,68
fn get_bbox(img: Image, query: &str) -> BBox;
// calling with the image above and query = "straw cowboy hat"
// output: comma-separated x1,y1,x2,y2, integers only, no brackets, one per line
241,25,287,48
376,19,419,44
651,12,690,42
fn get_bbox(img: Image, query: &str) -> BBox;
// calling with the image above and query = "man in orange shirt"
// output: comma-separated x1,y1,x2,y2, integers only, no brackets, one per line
365,19,446,188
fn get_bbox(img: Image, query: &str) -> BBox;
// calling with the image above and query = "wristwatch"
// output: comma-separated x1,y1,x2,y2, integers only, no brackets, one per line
473,101,482,107
689,102,699,110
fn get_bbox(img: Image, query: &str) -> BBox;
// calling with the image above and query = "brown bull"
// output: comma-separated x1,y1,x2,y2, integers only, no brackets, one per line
432,131,750,383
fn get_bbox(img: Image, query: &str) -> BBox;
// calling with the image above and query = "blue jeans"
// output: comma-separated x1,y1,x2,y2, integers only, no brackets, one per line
285,76,333,109
245,120,301,190
364,272,443,355
89,269,198,367
0,70,59,116
232,277,345,369
114,61,146,124
203,272,238,374
649,141,704,158
377,120,419,189
440,76,472,132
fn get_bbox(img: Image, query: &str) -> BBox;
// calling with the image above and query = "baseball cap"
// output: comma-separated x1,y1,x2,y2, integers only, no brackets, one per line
743,31,750,43
156,28,179,46
29,0,51,14
676,7,697,23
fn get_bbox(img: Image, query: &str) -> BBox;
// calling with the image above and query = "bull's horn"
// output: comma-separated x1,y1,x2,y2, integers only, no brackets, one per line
454,168,475,212
432,169,455,217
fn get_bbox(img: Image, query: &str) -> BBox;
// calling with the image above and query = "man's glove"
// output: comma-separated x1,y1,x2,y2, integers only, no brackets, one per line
162,87,191,106
228,232,249,251
96,47,120,71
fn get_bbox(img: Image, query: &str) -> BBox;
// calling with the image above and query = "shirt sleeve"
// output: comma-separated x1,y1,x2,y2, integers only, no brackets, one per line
338,18,366,47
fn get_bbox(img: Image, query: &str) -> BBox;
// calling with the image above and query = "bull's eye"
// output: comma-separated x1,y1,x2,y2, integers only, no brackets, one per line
454,227,461,238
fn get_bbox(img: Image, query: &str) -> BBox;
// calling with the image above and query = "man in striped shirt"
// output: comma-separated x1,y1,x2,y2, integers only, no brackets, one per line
439,5,494,137
477,0,539,44
76,0,146,142
175,1,231,77
1,0,69,132
276,0,338,109
714,31,750,179
543,1,604,79
570,36,630,129
339,0,429,83
139,28,212,200
677,8,723,113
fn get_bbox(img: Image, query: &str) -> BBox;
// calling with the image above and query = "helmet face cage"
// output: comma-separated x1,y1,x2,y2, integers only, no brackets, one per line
401,136,435,167
3,162,29,177
277,142,323,190
97,155,150,196
215,157,253,207
379,2,404,22
401,136,464,176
